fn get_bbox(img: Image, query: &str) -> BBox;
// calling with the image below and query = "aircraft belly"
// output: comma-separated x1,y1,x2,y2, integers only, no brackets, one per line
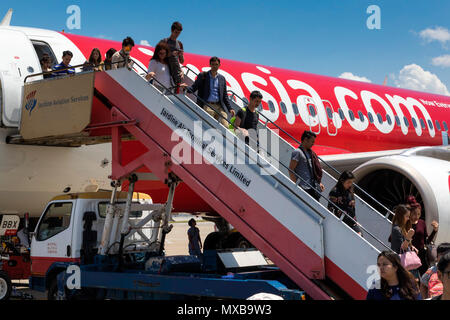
0,129,111,216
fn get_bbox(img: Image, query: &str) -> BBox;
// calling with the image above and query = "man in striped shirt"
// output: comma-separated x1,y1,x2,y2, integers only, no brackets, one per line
52,50,75,76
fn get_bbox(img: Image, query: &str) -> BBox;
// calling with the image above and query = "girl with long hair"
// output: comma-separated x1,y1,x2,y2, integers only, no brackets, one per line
328,170,361,235
82,48,104,72
390,204,414,254
367,251,421,300
145,41,174,91
104,48,117,71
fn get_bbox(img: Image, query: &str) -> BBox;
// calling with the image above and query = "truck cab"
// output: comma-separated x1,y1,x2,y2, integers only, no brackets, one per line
29,191,153,293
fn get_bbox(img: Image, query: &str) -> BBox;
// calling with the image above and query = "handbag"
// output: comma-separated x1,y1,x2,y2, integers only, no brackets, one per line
400,248,422,271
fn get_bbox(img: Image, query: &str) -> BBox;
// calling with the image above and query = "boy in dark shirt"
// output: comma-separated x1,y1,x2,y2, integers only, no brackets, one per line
233,90,262,146
52,50,75,76
159,21,184,87
187,218,202,257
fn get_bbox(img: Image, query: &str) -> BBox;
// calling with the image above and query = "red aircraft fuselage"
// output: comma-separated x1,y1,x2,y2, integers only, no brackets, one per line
62,33,450,213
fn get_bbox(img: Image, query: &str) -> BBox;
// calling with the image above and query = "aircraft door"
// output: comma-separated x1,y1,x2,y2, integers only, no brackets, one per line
302,96,321,134
0,29,41,127
323,100,338,136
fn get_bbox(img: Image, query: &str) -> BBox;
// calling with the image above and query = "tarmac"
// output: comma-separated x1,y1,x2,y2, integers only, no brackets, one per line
10,218,215,300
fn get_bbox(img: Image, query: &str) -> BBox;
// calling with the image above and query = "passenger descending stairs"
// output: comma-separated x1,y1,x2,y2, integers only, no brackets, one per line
93,68,392,300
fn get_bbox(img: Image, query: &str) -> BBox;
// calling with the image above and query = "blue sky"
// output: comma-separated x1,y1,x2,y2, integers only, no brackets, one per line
2,0,450,95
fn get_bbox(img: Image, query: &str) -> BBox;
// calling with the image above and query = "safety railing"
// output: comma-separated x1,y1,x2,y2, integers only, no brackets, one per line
133,63,393,252
23,59,133,83
181,64,394,219
227,89,395,220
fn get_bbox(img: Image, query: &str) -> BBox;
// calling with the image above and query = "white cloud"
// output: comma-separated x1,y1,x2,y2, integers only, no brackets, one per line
431,54,450,68
96,34,113,40
338,72,372,83
419,26,450,46
395,64,449,96
140,40,151,46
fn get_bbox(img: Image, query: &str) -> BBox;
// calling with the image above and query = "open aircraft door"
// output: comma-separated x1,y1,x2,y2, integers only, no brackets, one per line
0,28,41,127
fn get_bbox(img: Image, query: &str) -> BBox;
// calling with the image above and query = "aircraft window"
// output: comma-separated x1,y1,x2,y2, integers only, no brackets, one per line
348,110,355,121
308,104,317,117
395,115,401,126
419,119,426,129
368,112,374,123
292,103,299,115
257,103,263,112
280,102,287,114
386,115,392,126
404,117,409,127
412,118,418,128
377,113,383,124
326,107,333,119
243,98,249,105
36,202,73,241
338,108,345,120
32,40,58,67
427,120,434,130
357,111,365,122
444,121,449,131
435,120,441,131
268,100,276,113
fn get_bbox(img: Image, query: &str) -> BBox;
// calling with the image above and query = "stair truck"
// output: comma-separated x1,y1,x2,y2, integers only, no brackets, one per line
29,175,305,300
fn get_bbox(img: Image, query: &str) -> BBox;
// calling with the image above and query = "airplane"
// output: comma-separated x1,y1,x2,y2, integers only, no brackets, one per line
0,10,449,238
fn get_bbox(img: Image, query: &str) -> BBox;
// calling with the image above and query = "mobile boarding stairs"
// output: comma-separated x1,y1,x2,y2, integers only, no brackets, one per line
14,64,396,300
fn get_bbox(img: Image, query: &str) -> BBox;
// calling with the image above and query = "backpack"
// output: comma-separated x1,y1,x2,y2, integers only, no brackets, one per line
229,108,247,130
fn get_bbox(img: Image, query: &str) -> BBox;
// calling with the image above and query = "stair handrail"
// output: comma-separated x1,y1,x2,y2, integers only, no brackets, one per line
181,65,394,219
227,89,395,220
128,63,393,252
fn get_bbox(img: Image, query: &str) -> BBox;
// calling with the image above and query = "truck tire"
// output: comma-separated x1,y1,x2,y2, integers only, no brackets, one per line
203,232,222,250
0,271,12,301
224,232,254,249
47,278,58,300
234,235,253,249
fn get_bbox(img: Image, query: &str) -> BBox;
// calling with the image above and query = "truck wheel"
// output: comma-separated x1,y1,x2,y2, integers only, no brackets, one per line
223,232,254,249
47,278,58,300
203,232,222,250
235,236,253,249
47,277,69,300
0,272,12,301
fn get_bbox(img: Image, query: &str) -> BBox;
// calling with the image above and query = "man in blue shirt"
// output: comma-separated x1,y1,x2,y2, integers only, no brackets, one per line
188,56,235,127
52,50,75,76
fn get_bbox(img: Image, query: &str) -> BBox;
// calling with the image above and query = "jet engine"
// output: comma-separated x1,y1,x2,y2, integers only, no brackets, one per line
353,146,450,244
